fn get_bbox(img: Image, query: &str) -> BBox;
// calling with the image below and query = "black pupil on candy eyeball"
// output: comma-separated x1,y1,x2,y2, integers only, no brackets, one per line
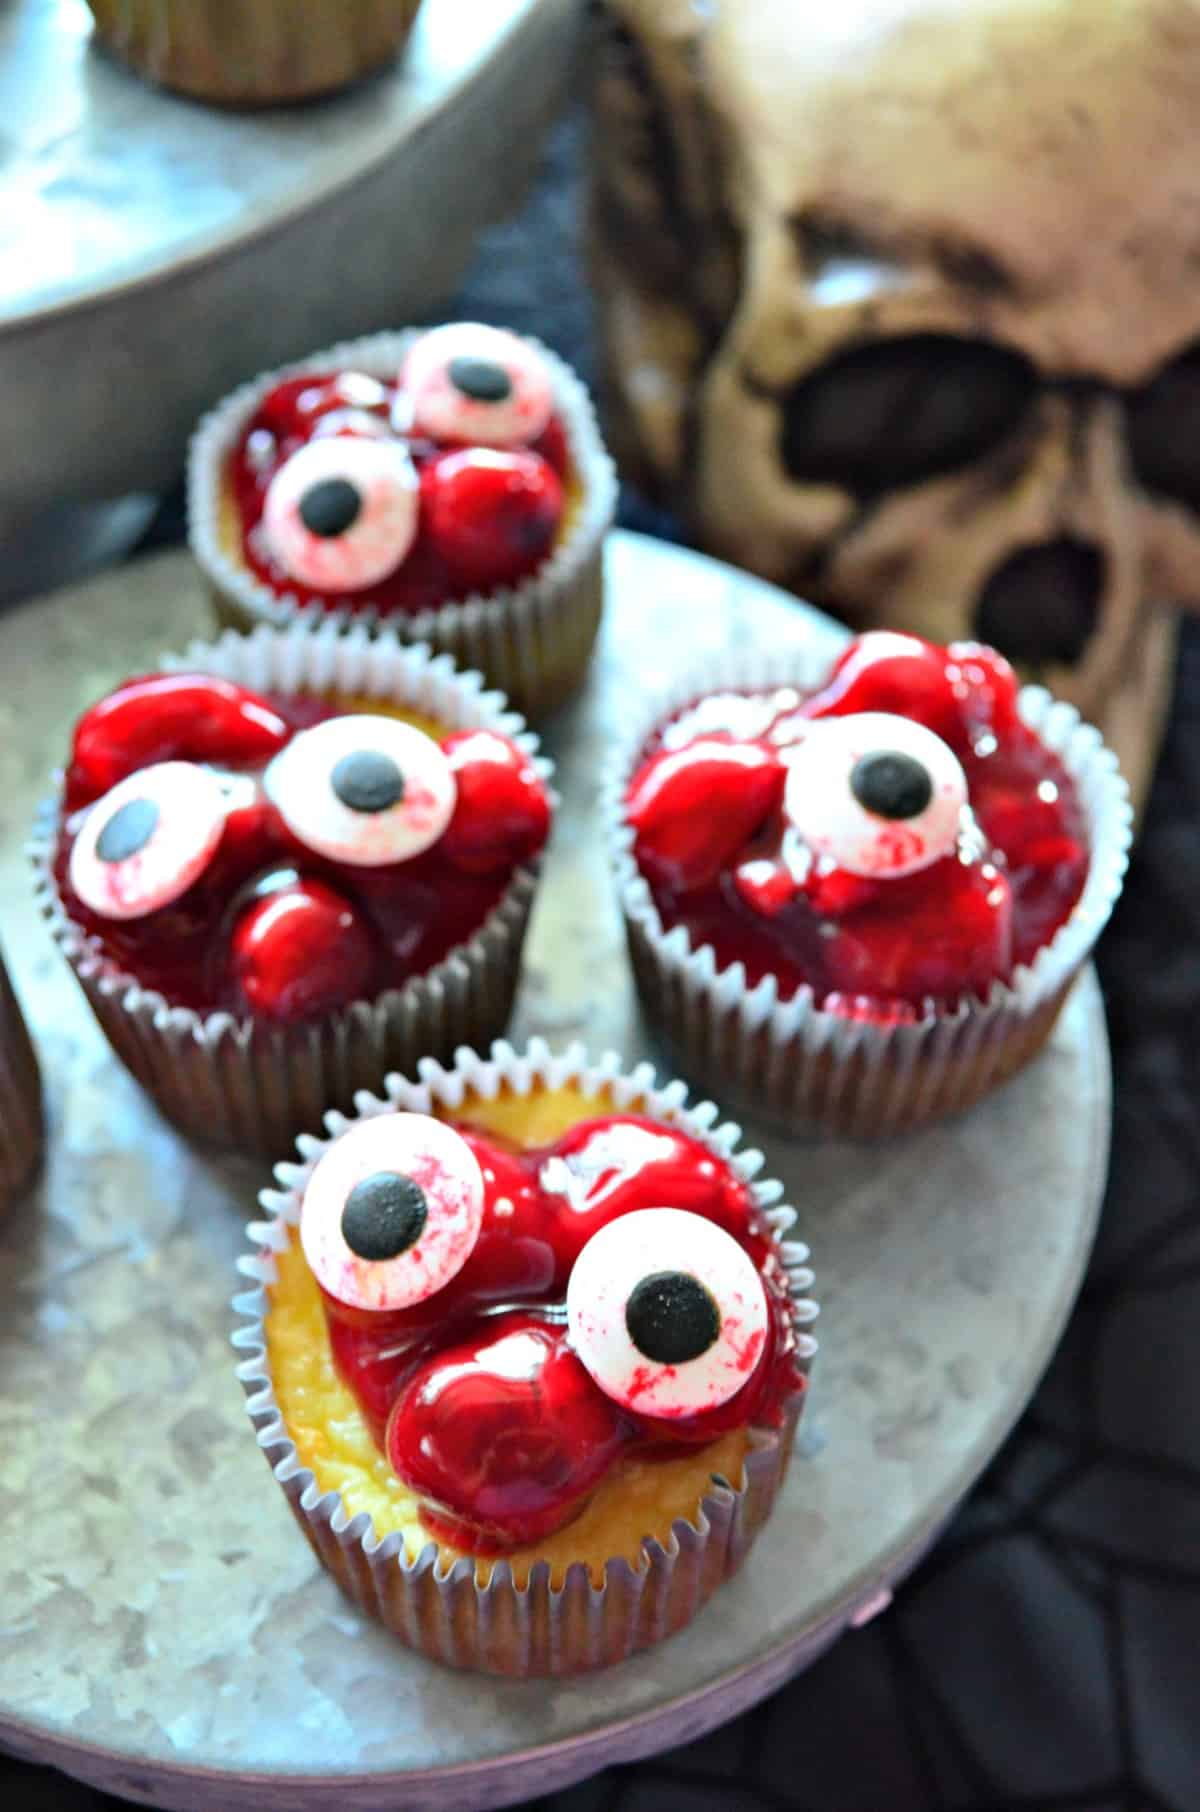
331,750,406,814
96,796,160,863
850,750,933,821
626,1271,721,1366
341,1171,428,1261
299,478,362,539
448,356,513,403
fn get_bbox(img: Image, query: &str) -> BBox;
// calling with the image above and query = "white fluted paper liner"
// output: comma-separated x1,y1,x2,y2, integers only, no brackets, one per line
188,329,618,721
0,948,43,1207
30,624,554,1159
233,1038,818,1676
606,648,1133,1138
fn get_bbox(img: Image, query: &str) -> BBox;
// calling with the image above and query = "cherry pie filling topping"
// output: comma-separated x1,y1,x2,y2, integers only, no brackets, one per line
626,633,1090,1016
53,671,551,1021
297,1106,802,1554
227,324,573,617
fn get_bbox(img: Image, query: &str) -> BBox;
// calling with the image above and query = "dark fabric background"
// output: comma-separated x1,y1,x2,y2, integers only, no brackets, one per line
8,115,1199,1812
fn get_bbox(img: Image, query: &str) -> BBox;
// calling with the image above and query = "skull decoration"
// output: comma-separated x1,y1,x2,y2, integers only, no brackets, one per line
590,0,1200,803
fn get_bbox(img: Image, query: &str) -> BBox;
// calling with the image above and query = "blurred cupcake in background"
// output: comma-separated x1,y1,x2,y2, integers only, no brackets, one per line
190,325,616,719
85,0,423,105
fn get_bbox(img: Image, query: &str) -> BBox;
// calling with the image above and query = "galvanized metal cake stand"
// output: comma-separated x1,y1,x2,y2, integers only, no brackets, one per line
0,0,583,603
0,534,1110,1812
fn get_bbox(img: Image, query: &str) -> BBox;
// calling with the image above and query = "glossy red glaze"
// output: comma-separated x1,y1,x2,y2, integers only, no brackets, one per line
629,634,1088,1010
319,1113,802,1553
231,369,569,618
54,675,551,1020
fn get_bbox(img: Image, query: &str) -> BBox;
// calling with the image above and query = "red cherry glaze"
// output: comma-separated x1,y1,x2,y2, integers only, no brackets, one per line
628,633,1087,1011
439,730,553,875
66,674,291,808
231,368,571,618
320,1112,802,1553
628,740,786,892
54,680,551,1021
230,874,376,1021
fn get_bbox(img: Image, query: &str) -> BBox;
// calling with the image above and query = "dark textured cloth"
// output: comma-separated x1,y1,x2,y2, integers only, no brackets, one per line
9,113,1199,1812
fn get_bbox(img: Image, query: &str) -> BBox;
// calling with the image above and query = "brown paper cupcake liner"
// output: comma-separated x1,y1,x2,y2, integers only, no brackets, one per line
86,0,423,105
30,625,553,1160
0,948,44,1207
188,329,618,721
233,1038,819,1676
607,649,1133,1139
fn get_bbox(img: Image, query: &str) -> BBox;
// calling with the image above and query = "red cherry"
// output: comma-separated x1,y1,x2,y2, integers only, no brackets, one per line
537,1115,754,1273
67,674,291,807
385,1312,627,1551
421,448,563,590
229,874,376,1021
627,740,787,891
805,632,968,750
438,729,552,874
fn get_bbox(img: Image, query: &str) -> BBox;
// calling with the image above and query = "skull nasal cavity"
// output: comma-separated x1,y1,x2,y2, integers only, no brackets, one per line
974,539,1104,666
778,334,1037,496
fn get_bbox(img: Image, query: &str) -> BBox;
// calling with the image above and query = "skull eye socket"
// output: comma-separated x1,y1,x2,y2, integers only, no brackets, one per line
566,1208,769,1418
783,711,967,879
264,715,456,867
400,324,555,448
300,1114,485,1313
1126,340,1200,512
777,334,1038,496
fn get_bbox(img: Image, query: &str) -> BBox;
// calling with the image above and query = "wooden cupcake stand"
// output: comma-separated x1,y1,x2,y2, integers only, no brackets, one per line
0,536,1109,1812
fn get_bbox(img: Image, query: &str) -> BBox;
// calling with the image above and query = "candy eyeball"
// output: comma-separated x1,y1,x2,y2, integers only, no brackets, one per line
68,760,228,920
566,1208,770,1418
400,324,555,448
261,435,418,593
783,712,968,879
300,1113,485,1313
264,715,456,867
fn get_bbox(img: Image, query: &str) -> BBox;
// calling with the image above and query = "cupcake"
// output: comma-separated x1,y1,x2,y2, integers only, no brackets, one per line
234,1039,817,1676
30,626,553,1158
0,945,44,1207
189,325,617,720
85,0,422,105
612,631,1131,1137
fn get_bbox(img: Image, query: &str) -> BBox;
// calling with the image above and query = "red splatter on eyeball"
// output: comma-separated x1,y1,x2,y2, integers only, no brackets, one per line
68,761,228,921
300,1113,486,1314
399,324,554,448
262,435,418,592
263,715,456,866
566,1207,769,1418
783,712,968,879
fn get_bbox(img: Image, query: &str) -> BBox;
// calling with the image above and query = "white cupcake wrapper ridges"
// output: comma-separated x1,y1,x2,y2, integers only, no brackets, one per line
606,649,1133,1138
233,1037,819,1676
188,329,618,721
29,624,554,1160
0,952,43,1206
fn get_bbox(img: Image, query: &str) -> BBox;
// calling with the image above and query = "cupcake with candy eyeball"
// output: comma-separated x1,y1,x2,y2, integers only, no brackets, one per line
30,626,553,1158
189,324,617,720
610,631,1132,1136
234,1039,818,1676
